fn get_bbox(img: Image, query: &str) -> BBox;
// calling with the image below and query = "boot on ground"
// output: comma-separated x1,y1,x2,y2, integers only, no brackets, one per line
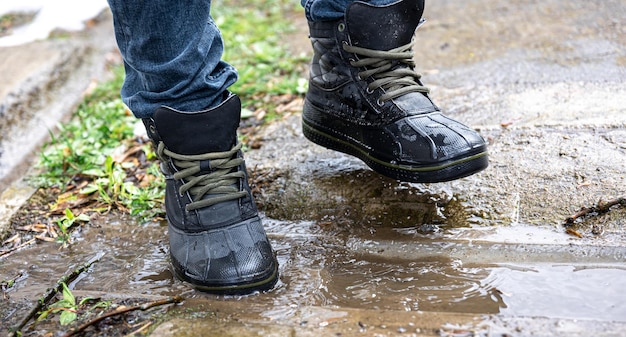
143,92,278,294
302,0,488,183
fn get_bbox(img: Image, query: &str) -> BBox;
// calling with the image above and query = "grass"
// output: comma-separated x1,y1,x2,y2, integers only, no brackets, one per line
0,11,37,37
218,1,307,87
216,0,309,119
28,0,309,225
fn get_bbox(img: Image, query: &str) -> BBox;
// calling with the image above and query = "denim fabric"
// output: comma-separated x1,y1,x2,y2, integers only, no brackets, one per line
107,0,237,118
301,0,398,21
107,0,400,118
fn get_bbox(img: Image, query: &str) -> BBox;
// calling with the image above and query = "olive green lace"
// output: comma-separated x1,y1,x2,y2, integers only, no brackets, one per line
157,142,247,211
343,41,429,103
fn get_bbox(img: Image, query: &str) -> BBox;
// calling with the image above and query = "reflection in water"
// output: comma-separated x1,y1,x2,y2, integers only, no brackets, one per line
489,264,626,321
320,256,504,314
2,215,626,332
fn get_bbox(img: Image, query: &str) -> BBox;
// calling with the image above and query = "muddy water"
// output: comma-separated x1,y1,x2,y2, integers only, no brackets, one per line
2,202,626,334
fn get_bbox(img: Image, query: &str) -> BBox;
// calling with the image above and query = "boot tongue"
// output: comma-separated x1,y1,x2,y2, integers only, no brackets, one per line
346,0,424,51
152,94,241,155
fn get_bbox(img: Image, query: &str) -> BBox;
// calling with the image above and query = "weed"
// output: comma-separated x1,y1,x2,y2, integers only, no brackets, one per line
30,70,166,222
37,282,110,326
213,0,309,118
55,208,90,246
29,0,307,232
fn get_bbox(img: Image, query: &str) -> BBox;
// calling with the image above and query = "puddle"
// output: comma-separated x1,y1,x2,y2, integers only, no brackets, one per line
2,209,626,335
254,168,475,229
2,167,625,336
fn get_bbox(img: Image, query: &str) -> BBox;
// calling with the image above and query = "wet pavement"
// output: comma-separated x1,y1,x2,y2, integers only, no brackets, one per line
1,1,626,336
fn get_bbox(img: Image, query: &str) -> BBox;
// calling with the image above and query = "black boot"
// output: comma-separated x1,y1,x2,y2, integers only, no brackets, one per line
143,93,278,294
302,0,488,183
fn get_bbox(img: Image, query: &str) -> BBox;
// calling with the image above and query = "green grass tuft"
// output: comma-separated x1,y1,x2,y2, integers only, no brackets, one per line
31,0,308,224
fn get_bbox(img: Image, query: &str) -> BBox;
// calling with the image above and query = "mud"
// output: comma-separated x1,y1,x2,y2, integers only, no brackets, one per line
2,213,626,336
0,9,117,194
1,0,626,336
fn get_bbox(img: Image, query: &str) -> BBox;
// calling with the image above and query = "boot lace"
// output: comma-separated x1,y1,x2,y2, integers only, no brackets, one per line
343,41,429,103
157,142,248,211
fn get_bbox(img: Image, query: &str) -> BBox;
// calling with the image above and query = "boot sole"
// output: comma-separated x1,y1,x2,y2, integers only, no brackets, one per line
171,258,279,295
302,116,488,183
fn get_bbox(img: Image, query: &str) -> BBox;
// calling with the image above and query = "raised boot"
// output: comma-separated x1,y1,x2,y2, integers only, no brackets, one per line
143,93,278,294
302,0,488,183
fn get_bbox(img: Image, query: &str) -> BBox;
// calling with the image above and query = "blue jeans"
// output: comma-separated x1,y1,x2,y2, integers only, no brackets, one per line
107,0,399,118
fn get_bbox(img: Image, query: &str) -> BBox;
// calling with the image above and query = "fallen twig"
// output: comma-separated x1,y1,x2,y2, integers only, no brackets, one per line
0,238,36,258
124,321,153,337
9,252,105,337
564,197,626,226
62,296,183,337
1,271,25,300
565,227,583,238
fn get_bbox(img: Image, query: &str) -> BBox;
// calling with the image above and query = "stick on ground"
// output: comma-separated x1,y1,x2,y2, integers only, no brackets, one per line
9,251,105,337
62,296,183,337
564,197,626,226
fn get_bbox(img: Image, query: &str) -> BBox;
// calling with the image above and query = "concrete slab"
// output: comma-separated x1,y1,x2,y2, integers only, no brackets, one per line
0,10,117,235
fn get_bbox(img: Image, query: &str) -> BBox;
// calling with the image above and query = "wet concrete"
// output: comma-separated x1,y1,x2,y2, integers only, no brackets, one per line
1,1,626,336
0,10,118,194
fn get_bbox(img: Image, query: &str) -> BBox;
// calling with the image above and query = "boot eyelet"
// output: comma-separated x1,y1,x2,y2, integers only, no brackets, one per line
355,73,362,81
376,99,385,107
338,23,345,32
366,87,374,94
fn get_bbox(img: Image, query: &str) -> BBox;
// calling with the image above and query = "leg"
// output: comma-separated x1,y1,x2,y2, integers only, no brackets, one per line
301,0,396,21
301,0,488,182
107,0,237,117
107,0,278,294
